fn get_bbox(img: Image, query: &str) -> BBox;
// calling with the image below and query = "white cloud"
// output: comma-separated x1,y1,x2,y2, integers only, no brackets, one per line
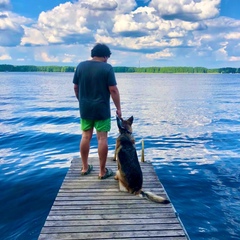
17,58,25,62
21,26,48,46
34,2,99,45
149,0,221,21
205,16,240,31
34,47,60,63
190,16,240,63
31,44,89,64
146,49,174,59
229,56,240,61
22,0,138,46
113,14,145,34
113,6,160,35
35,51,59,63
225,32,240,40
17,0,231,56
81,0,118,11
62,54,74,63
0,11,32,46
214,46,228,61
0,53,11,60
114,0,137,14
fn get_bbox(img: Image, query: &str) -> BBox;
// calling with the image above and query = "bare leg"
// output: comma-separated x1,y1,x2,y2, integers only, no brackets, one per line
96,131,108,177
80,129,93,172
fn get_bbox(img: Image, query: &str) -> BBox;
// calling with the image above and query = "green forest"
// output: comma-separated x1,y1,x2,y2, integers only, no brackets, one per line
0,64,239,74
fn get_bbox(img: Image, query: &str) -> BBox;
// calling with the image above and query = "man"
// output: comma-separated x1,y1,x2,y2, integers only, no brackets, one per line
73,43,122,179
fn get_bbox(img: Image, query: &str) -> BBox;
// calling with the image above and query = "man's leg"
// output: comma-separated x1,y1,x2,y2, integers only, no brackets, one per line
96,131,108,177
80,129,93,172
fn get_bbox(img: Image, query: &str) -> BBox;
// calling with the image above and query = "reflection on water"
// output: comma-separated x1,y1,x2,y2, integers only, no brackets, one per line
0,72,240,239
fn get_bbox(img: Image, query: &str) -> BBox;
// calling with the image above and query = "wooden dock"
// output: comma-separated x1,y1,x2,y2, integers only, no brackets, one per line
39,157,189,239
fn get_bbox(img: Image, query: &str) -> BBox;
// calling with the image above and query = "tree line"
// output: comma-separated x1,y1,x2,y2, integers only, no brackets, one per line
0,65,74,72
113,66,240,73
0,64,239,74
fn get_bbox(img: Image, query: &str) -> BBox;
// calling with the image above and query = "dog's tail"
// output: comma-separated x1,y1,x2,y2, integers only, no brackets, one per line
139,190,170,204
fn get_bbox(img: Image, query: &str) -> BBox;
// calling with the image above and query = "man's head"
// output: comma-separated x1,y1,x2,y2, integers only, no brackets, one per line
91,43,112,58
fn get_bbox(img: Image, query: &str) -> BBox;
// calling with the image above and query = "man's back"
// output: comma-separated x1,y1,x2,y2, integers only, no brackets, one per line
73,60,116,120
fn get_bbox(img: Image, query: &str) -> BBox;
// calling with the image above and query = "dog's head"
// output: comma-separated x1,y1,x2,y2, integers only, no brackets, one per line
116,116,133,134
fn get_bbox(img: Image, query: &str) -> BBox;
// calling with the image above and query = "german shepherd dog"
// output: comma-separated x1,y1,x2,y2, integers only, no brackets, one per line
114,116,170,204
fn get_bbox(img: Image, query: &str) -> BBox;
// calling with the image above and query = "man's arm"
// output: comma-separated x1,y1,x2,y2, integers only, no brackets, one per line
109,85,121,117
74,84,79,100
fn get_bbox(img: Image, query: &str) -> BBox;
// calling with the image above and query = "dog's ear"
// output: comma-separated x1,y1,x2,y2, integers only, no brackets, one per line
116,116,123,130
127,116,134,125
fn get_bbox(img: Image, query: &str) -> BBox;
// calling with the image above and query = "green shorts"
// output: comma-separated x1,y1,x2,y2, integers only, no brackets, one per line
80,118,111,132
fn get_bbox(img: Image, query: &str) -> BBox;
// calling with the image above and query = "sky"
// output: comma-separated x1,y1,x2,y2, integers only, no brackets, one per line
0,0,240,68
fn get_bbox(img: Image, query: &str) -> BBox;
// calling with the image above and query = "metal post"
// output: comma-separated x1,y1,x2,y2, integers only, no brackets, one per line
141,139,145,162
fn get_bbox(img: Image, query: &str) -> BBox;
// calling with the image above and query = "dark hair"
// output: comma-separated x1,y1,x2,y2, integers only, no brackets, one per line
91,43,112,58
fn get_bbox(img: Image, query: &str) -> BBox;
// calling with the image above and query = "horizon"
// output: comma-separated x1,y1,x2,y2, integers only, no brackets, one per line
1,63,239,70
0,0,240,68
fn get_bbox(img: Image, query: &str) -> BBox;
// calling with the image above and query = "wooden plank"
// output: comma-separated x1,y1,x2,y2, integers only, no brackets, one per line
39,232,187,240
46,212,177,220
38,157,189,239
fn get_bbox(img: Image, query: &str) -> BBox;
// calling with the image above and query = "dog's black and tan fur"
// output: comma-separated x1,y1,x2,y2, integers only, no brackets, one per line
114,116,170,204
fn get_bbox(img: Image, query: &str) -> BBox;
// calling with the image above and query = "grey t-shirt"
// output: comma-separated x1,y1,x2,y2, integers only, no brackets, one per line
73,60,117,120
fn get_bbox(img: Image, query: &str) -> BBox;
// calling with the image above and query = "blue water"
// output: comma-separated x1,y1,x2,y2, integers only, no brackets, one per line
0,72,239,240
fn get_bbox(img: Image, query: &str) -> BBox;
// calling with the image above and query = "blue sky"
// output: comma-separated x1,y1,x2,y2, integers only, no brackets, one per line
0,0,240,68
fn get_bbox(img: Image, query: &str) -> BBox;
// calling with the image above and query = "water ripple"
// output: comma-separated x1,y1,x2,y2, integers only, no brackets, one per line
0,72,240,239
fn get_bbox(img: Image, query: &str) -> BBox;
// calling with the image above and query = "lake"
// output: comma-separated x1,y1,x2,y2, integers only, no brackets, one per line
0,72,239,240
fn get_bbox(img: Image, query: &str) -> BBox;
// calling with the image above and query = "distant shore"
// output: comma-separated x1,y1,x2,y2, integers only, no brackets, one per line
0,64,239,74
